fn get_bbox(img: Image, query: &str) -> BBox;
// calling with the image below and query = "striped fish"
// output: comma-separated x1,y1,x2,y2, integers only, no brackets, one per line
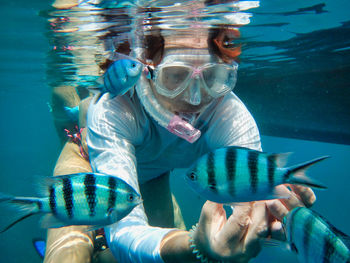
185,146,328,203
102,59,143,96
0,173,141,233
283,207,350,263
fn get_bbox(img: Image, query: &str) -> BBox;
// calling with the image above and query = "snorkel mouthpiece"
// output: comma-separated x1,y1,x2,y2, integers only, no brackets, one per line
167,115,201,143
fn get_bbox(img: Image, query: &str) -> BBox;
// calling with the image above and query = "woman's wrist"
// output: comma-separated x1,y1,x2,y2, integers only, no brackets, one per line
160,230,198,263
190,224,224,263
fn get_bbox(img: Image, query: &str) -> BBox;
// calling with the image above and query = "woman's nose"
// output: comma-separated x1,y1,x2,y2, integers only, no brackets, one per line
185,78,201,105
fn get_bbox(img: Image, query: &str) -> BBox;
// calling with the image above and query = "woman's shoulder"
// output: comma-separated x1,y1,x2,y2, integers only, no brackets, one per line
204,92,261,150
87,93,150,142
88,93,144,120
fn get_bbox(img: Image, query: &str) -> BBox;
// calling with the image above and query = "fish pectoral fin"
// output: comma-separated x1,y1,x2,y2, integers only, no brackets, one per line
107,208,119,223
40,214,67,229
266,187,291,200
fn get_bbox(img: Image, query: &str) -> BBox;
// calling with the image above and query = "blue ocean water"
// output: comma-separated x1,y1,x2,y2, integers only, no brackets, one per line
0,1,349,263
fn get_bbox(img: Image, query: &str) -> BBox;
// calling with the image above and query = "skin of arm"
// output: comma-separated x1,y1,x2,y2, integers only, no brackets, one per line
44,141,95,263
159,186,317,263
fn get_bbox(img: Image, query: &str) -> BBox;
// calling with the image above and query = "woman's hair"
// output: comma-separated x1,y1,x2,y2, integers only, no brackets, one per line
141,26,241,64
208,27,241,63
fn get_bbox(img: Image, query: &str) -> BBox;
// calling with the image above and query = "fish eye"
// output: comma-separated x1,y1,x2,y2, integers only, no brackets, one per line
131,62,136,68
189,172,197,181
127,194,135,202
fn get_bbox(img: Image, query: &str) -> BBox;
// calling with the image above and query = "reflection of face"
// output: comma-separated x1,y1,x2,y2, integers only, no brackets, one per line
151,50,218,114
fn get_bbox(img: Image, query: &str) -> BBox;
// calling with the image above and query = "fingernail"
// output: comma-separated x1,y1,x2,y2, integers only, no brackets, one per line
239,216,251,227
271,221,282,232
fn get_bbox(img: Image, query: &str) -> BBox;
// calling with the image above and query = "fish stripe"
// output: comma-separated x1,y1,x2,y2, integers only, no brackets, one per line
323,230,336,263
303,211,315,260
62,178,74,219
49,186,57,215
289,208,300,254
225,147,236,196
248,151,259,194
84,173,97,217
207,152,217,192
105,69,114,91
107,176,117,212
267,155,276,190
37,200,43,211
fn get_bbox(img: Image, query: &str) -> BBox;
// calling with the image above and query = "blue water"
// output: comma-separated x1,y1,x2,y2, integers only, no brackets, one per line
0,1,349,263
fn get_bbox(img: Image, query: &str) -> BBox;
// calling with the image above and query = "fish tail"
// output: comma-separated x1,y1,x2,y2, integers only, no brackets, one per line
285,156,329,189
0,194,42,233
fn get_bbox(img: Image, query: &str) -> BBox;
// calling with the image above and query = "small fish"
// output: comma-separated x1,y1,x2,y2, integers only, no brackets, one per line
185,146,328,203
283,207,350,263
0,173,141,233
102,59,143,97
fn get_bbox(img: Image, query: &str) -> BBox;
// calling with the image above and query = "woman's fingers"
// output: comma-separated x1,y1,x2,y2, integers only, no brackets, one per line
219,203,252,245
276,185,305,211
243,202,269,258
289,185,316,208
266,198,289,221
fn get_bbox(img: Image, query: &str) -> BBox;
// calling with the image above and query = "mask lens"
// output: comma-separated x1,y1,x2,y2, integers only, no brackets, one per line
202,64,237,96
159,66,191,91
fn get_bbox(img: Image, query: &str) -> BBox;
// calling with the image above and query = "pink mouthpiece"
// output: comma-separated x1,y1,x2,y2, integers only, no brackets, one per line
167,115,201,143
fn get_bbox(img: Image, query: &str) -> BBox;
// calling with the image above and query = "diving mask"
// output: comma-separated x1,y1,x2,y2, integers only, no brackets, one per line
153,54,238,99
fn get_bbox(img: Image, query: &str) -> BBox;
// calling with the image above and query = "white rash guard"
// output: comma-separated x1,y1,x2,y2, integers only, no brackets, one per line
87,91,261,263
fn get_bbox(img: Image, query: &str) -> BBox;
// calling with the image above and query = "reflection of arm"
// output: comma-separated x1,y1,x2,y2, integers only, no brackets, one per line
87,95,174,263
44,141,95,263
52,0,78,10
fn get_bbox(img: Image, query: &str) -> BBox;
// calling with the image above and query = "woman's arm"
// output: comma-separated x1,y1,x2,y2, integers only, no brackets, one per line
44,141,95,263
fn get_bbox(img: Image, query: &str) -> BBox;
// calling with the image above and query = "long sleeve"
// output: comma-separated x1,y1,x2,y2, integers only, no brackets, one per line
205,92,262,151
87,94,173,263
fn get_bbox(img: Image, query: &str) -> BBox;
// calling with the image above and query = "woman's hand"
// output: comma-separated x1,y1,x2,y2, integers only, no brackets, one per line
193,185,316,262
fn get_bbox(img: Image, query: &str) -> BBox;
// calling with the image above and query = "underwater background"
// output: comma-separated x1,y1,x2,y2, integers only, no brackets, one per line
0,0,349,262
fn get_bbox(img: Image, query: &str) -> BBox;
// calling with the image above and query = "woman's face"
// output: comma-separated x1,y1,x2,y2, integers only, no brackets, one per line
150,49,219,114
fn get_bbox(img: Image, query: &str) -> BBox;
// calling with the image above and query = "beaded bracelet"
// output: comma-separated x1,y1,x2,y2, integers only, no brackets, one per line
188,223,224,263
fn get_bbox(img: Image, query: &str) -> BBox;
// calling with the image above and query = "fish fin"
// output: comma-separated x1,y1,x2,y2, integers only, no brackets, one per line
266,193,290,200
108,208,119,223
286,156,329,189
128,86,135,97
40,214,67,229
32,238,46,259
269,152,293,167
0,196,40,233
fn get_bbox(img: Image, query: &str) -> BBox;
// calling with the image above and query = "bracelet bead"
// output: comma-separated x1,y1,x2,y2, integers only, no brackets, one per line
188,223,224,263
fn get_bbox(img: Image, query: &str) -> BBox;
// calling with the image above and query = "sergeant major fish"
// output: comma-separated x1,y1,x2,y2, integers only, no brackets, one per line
89,57,149,101
283,207,350,263
102,59,144,96
0,173,141,233
185,146,328,203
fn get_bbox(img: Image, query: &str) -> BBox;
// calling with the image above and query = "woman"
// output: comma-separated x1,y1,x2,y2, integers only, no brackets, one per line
45,1,316,262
